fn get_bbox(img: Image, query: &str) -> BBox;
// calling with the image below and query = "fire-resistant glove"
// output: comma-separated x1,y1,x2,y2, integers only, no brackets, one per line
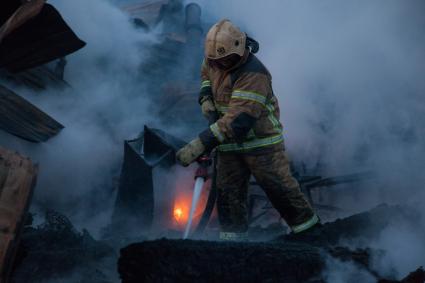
200,98,216,118
176,138,205,167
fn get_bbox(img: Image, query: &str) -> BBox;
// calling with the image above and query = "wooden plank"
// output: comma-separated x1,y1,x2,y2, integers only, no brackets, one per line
0,147,38,283
0,84,64,142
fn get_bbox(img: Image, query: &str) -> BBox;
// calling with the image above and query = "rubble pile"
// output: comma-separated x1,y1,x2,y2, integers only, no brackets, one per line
11,211,117,283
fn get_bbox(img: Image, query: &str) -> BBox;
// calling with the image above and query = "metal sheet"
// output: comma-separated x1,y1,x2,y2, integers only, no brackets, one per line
0,84,64,142
109,125,186,238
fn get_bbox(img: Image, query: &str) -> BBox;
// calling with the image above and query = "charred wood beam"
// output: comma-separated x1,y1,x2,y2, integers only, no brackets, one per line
0,84,64,142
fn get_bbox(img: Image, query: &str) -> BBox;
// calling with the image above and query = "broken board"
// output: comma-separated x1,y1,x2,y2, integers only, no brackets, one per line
0,84,64,142
0,147,38,283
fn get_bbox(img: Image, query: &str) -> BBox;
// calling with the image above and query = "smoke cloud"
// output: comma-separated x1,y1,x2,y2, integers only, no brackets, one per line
323,256,376,283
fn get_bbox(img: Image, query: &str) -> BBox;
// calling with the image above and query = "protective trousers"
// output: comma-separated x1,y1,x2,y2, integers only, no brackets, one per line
216,149,317,234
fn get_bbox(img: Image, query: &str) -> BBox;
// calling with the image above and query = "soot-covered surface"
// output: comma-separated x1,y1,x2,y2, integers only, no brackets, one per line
119,239,425,283
118,204,425,283
119,239,324,283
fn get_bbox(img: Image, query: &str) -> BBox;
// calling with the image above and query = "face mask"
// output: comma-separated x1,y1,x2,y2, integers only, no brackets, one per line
209,54,242,70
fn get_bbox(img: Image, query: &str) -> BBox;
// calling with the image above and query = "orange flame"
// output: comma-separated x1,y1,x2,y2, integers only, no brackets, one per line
171,179,211,230
172,198,190,227
174,207,184,222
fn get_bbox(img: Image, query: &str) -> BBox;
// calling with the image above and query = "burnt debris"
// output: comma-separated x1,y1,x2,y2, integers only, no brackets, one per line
118,204,425,283
11,211,116,283
0,84,64,142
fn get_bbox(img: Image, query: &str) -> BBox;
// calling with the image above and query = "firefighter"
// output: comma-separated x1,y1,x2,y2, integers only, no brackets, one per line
176,19,319,241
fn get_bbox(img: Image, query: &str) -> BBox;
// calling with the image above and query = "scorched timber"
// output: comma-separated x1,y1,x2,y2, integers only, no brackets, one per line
0,84,64,142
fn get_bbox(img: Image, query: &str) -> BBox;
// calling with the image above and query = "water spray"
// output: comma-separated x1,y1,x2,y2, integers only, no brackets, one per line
183,155,211,239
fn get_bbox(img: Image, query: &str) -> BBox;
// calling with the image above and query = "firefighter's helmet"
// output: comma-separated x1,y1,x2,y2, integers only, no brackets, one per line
205,19,246,60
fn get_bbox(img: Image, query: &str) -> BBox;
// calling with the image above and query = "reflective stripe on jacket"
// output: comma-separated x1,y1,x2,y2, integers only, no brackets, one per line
199,50,283,152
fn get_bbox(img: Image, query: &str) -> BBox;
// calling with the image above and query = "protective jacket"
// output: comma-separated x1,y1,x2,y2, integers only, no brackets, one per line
199,49,284,153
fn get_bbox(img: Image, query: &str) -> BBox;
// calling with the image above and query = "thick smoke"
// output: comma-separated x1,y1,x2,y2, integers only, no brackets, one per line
195,0,425,204
193,0,425,279
323,256,376,283
1,0,160,236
